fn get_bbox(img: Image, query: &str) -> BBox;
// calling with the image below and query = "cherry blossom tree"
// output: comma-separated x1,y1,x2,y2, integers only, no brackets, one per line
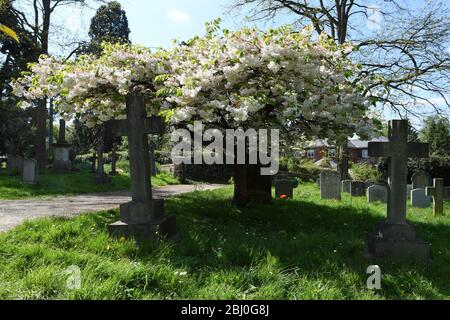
12,23,379,206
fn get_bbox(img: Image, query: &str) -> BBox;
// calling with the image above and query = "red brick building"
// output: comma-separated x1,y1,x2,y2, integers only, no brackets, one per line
303,137,389,165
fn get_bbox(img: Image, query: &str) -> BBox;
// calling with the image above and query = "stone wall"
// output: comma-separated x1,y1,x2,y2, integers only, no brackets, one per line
161,164,234,182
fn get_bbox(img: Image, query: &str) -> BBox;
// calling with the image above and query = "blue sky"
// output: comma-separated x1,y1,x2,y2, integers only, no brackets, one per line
49,0,449,126
54,0,296,51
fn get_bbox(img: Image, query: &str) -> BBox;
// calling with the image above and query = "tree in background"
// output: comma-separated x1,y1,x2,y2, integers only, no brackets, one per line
7,0,106,170
85,0,130,55
74,0,130,166
420,116,450,157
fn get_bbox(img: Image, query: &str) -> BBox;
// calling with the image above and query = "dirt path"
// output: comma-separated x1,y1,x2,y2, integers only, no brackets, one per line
0,184,225,233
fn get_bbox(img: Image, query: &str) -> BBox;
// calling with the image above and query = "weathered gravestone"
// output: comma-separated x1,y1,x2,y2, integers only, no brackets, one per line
342,180,352,193
110,143,118,176
368,185,388,204
351,181,366,197
411,189,431,208
90,152,97,173
21,159,38,185
367,120,430,261
412,170,432,190
275,179,294,199
426,179,445,216
93,143,112,184
53,119,72,173
149,146,158,177
320,172,341,200
107,95,177,241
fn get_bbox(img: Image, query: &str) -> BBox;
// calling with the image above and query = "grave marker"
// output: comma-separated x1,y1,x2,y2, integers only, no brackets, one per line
320,172,341,200
368,185,388,204
426,179,445,216
106,95,177,241
412,170,431,190
367,120,430,261
342,180,352,193
351,181,366,197
21,159,38,185
275,180,294,199
53,119,72,173
411,189,431,208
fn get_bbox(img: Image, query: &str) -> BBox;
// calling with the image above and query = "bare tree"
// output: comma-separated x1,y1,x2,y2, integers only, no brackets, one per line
9,0,104,170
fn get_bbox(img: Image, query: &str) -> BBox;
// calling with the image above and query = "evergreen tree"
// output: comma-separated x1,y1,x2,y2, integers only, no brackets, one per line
420,116,450,157
87,1,130,55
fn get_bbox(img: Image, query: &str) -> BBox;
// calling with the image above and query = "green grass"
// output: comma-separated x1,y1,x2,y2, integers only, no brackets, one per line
0,183,449,300
0,171,180,200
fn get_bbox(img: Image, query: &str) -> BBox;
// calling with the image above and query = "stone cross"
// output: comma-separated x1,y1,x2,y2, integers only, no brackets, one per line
426,179,445,216
58,119,67,144
367,120,430,261
369,120,429,224
106,95,176,241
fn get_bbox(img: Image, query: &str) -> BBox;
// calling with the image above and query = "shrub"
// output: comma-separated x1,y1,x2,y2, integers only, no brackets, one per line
350,162,381,182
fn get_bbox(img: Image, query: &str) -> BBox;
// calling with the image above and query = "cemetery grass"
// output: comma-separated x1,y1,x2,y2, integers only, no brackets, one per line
0,183,449,300
0,171,180,200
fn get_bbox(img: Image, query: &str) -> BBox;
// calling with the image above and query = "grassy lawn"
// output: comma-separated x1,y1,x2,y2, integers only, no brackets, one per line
0,171,180,200
0,183,448,300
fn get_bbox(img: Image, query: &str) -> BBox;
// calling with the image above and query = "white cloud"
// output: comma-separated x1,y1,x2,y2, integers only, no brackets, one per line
166,9,192,23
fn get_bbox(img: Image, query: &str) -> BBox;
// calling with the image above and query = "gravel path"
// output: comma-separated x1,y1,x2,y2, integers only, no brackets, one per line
0,184,225,233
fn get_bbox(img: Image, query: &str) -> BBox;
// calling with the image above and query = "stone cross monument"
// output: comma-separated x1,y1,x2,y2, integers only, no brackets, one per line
53,119,72,172
426,178,445,216
107,95,177,241
367,120,430,261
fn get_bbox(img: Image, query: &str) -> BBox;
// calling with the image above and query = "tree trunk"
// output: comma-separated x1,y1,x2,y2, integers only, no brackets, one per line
48,99,54,153
337,142,349,180
35,99,47,171
233,164,272,208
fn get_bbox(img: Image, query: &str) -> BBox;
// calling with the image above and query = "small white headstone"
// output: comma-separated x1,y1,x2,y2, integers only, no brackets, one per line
411,188,431,208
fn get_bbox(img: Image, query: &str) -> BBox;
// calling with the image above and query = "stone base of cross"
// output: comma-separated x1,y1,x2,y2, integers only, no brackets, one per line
367,120,430,261
106,95,177,242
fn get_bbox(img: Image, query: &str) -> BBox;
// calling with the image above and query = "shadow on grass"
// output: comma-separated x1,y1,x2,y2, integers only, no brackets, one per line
155,189,450,299
2,186,449,299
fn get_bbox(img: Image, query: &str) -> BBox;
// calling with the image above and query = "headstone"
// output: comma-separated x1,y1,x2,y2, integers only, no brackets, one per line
411,188,431,208
90,153,97,173
426,179,445,216
412,170,431,190
93,143,111,184
368,185,388,204
21,159,38,185
320,172,341,200
367,120,430,261
351,181,366,197
110,144,118,176
149,147,158,177
342,180,352,193
275,179,294,199
106,95,177,241
317,178,321,188
53,119,72,173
